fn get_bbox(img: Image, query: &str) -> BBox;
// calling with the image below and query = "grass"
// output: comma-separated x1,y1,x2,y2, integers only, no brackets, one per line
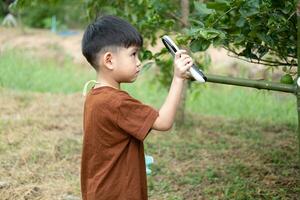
0,49,297,125
145,116,299,199
187,84,297,126
0,89,298,200
0,49,299,199
0,49,94,93
124,76,297,127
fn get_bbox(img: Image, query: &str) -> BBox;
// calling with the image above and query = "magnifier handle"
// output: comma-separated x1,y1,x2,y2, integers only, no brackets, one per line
161,35,207,83
190,64,207,82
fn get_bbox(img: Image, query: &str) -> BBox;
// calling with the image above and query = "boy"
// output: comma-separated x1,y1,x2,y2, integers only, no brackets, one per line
81,15,193,200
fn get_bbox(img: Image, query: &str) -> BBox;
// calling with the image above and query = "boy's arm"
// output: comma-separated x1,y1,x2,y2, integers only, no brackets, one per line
152,50,193,131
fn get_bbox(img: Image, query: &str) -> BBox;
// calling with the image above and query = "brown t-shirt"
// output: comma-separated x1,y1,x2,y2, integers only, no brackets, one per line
81,86,159,200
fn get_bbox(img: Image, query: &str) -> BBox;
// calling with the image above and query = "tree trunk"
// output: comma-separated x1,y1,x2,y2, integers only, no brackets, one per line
297,2,300,164
175,0,189,128
181,0,189,27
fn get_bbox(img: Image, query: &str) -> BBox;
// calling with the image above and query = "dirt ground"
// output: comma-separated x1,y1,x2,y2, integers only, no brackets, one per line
0,27,86,66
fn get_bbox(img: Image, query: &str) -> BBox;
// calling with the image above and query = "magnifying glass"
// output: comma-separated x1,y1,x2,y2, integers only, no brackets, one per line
162,35,207,83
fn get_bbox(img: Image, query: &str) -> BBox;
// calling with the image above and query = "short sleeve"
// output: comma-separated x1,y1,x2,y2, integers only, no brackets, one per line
117,95,159,141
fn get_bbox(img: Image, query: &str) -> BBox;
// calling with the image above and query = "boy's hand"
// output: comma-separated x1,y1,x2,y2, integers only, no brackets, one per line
174,50,193,80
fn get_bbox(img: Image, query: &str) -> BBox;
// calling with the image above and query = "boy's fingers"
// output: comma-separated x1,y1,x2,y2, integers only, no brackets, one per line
181,55,191,62
183,58,193,65
177,54,190,62
182,60,193,71
178,57,192,67
175,50,187,59
180,54,190,59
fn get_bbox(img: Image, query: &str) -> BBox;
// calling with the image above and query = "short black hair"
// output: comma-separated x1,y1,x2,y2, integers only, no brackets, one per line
82,15,143,71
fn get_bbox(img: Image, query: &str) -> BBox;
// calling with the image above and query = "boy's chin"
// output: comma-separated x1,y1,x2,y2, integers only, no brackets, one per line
128,75,139,82
121,77,137,83
128,78,137,83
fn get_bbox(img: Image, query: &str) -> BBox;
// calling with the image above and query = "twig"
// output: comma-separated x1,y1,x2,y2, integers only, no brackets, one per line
224,47,297,67
166,12,187,27
211,6,237,26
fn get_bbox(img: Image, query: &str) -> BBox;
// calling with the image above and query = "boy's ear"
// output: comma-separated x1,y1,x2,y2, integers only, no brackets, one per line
102,52,114,70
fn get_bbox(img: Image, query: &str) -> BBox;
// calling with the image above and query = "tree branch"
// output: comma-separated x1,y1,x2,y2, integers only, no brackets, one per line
211,6,237,26
166,12,187,27
224,47,297,67
202,74,296,94
226,38,297,60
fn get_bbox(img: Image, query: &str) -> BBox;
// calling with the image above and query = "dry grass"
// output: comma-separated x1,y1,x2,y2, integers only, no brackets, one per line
0,88,299,200
0,89,83,199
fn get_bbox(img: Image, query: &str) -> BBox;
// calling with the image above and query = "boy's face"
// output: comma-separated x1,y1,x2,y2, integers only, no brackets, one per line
112,46,141,83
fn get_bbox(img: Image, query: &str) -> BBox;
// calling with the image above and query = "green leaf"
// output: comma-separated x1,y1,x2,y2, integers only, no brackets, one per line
189,19,205,27
200,30,220,40
140,50,153,60
280,74,294,84
280,1,293,14
190,39,211,52
194,2,214,17
257,33,274,46
164,19,175,28
239,0,260,17
212,37,225,46
189,28,224,40
207,0,230,11
236,17,246,28
175,35,190,46
234,35,245,44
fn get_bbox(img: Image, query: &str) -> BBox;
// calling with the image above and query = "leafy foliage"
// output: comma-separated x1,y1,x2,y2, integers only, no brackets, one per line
83,0,297,85
84,0,179,46
0,1,7,17
185,0,297,69
14,0,298,86
11,0,87,29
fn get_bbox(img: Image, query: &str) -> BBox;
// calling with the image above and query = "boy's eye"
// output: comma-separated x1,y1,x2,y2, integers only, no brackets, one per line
132,52,137,56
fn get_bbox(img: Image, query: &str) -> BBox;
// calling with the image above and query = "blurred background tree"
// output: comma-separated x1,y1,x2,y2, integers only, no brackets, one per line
6,0,87,30
11,0,298,126
9,0,298,76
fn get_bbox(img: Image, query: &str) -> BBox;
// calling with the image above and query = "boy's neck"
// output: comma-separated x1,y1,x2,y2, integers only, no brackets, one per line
95,76,120,90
